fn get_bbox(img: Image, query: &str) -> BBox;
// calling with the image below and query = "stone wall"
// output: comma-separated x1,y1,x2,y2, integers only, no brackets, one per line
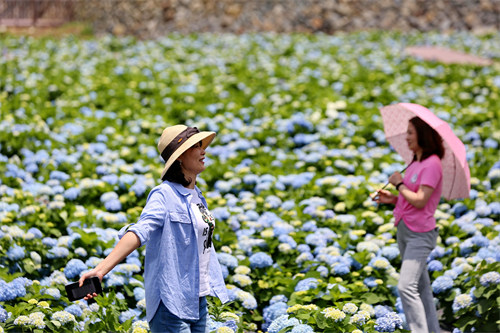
75,0,500,38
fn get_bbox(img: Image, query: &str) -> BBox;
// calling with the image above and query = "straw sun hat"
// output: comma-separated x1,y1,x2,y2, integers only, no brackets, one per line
157,125,216,179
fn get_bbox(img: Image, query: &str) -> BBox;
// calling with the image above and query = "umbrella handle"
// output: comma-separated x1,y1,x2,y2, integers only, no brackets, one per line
371,164,410,201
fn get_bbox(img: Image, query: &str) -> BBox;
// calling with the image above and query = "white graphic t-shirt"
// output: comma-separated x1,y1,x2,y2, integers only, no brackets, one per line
187,189,215,297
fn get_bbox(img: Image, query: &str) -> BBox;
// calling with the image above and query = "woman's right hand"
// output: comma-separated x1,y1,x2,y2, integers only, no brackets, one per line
372,189,397,204
76,231,141,301
79,269,105,300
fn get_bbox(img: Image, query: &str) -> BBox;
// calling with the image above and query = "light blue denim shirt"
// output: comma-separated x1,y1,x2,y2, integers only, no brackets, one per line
117,180,229,322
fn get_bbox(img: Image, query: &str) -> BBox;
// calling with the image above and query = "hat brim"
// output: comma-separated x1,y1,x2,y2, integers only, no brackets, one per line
160,131,216,179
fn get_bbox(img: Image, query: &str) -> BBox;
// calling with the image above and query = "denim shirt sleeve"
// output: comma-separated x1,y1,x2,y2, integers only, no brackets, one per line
118,187,167,247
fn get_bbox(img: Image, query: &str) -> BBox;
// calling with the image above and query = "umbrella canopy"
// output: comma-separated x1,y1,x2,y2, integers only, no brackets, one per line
379,103,470,200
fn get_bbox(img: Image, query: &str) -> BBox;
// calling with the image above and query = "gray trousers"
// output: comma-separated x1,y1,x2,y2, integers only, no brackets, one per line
397,221,440,333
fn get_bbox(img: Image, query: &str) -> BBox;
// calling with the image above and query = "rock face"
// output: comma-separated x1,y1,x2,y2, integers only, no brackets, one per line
74,0,500,37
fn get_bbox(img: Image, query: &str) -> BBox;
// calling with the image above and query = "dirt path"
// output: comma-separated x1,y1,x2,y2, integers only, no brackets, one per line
405,46,493,66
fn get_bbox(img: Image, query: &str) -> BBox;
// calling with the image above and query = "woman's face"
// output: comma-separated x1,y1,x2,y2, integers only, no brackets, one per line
178,141,206,175
406,122,421,152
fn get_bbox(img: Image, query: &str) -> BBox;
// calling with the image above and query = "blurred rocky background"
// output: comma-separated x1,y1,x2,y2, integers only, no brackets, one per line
1,0,499,38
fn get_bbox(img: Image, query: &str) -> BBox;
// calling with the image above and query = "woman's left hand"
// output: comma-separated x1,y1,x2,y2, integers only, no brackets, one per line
389,171,403,186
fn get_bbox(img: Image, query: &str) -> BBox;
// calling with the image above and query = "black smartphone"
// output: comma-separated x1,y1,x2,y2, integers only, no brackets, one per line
65,276,102,302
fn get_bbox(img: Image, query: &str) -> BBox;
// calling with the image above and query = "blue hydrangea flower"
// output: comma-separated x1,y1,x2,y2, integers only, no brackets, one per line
452,294,473,313
212,207,231,221
64,188,81,200
42,237,58,247
104,199,122,212
305,234,327,248
332,263,350,275
291,324,314,333
220,265,229,279
100,191,119,203
27,227,43,239
301,221,317,232
50,170,70,181
268,315,300,333
368,256,390,270
269,295,288,304
428,260,444,272
278,234,297,248
249,252,273,269
64,259,88,279
445,236,460,245
130,181,147,197
316,265,329,277
7,244,26,261
479,271,500,287
263,301,288,328
297,244,311,253
42,288,61,300
374,312,404,332
233,289,257,310
295,252,314,265
395,297,404,313
0,279,27,301
294,278,319,292
470,235,489,247
0,306,8,322
380,246,400,260
364,277,378,288
102,174,119,185
47,247,70,259
374,305,392,318
105,274,126,288
427,246,445,261
133,287,145,301
119,308,141,323
432,276,454,294
217,253,239,269
65,304,83,317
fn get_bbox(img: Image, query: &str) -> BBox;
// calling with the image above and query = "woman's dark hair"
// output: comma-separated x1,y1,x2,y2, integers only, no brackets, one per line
409,116,445,161
162,160,191,187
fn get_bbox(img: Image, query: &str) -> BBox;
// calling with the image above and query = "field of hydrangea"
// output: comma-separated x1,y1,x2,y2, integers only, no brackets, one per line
0,31,500,333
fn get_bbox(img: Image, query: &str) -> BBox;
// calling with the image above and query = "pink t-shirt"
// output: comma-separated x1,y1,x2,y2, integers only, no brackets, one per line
394,154,442,233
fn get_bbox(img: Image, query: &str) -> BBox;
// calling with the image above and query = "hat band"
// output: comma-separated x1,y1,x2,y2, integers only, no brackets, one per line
161,127,200,163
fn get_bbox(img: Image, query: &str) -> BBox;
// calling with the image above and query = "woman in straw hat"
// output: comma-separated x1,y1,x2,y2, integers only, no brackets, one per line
79,125,229,332
374,117,444,333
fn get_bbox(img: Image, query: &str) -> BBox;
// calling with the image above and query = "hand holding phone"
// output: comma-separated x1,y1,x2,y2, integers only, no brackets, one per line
65,276,102,302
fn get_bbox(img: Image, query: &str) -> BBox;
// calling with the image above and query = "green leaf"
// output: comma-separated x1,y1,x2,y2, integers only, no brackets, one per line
315,312,326,329
23,262,36,274
484,287,498,299
252,314,263,321
480,320,500,333
296,312,311,321
51,320,62,328
49,228,62,238
361,292,386,304
59,210,68,222
122,317,134,331
473,286,485,298
445,290,457,302
123,284,134,297
456,316,476,332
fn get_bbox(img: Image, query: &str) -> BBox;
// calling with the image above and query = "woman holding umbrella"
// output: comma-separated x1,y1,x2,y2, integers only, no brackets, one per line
373,103,470,333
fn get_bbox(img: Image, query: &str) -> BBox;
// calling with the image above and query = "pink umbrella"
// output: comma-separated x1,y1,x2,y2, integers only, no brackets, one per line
379,103,470,200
